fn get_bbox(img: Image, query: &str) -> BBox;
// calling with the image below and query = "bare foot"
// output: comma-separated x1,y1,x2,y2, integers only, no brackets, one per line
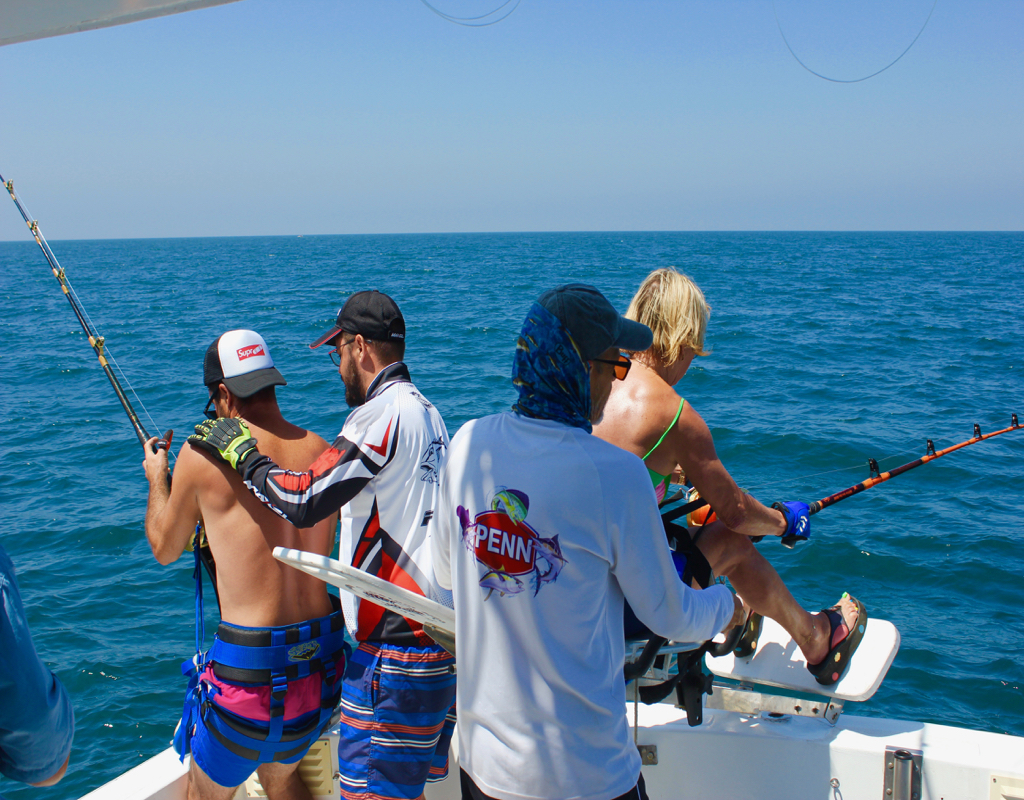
803,594,860,666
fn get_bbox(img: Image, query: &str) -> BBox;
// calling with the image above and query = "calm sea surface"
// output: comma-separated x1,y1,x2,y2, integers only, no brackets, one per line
1,232,1022,800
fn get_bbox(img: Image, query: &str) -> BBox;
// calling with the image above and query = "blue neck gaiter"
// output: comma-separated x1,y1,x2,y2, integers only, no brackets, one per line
512,303,592,433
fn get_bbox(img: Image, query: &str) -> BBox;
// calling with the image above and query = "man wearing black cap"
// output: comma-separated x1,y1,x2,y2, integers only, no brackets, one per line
142,330,345,800
430,285,742,800
189,293,457,800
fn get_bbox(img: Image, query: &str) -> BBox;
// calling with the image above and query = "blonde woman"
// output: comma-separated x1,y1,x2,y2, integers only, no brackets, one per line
594,268,865,685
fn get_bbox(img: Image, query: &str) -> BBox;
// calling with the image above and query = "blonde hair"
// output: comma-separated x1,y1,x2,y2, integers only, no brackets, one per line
626,268,711,364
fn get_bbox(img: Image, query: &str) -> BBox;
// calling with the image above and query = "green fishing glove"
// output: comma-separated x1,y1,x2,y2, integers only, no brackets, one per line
188,417,258,471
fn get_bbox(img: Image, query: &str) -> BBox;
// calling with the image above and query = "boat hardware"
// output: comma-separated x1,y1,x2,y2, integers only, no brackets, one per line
883,746,922,800
636,744,658,766
704,683,845,725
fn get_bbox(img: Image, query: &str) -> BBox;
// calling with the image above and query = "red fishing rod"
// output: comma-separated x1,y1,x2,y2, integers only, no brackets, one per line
809,415,1022,515
664,416,1023,543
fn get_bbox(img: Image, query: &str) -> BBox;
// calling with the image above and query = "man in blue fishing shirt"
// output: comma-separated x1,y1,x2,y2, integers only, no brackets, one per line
0,543,74,789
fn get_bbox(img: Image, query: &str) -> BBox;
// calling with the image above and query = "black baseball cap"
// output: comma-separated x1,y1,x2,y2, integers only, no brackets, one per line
536,284,652,361
309,290,407,350
204,330,287,398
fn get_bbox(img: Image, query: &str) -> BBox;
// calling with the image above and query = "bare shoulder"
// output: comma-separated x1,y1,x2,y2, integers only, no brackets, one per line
670,397,714,451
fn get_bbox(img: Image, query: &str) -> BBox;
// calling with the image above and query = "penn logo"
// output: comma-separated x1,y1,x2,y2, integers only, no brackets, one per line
458,488,567,599
237,344,265,361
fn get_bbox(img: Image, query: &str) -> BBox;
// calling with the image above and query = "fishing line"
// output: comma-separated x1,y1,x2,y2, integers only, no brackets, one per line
420,0,520,27
772,0,938,83
4,170,221,609
2,173,172,457
742,444,928,494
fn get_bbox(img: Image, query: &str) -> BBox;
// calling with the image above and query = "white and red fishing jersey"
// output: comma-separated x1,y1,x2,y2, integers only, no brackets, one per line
238,363,449,646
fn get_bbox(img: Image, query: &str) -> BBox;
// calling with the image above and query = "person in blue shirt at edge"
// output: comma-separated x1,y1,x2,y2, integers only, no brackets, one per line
187,292,456,800
593,268,866,685
142,330,344,800
0,542,74,789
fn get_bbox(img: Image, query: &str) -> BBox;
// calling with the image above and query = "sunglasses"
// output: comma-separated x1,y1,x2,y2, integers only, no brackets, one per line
328,337,358,367
592,353,632,381
204,395,217,420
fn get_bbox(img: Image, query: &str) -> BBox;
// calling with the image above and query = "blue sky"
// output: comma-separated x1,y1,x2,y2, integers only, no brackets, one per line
1,0,1021,239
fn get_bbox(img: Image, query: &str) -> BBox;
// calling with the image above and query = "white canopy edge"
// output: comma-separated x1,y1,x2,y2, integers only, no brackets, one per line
0,0,244,47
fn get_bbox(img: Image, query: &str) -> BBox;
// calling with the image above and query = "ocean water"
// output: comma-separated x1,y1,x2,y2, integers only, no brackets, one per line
1,232,1022,800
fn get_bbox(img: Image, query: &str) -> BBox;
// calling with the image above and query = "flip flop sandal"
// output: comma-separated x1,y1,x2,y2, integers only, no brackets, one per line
733,611,763,658
806,593,868,686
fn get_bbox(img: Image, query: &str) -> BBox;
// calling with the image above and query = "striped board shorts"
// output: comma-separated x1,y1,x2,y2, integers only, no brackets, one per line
337,641,457,800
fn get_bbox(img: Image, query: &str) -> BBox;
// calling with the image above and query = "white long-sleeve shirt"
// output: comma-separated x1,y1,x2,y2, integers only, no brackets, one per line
432,412,733,800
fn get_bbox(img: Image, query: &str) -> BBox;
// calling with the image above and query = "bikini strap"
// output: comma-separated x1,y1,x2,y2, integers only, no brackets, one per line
642,397,685,460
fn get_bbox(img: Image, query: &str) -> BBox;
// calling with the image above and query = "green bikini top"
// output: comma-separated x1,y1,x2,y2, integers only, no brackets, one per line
643,397,685,502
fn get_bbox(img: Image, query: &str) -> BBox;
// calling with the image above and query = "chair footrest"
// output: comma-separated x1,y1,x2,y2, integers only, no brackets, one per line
705,616,900,702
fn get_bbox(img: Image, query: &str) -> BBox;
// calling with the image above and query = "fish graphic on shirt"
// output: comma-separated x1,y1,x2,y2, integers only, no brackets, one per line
531,534,566,595
480,569,525,599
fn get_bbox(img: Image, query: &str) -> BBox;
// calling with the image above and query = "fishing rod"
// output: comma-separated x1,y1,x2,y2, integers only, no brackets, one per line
3,172,219,600
808,416,1022,515
3,172,168,451
664,415,1023,545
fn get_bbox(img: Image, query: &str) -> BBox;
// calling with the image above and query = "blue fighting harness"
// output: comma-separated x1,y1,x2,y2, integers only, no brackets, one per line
174,526,348,764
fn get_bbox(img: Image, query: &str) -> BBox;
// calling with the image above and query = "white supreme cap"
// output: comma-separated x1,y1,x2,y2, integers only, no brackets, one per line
203,329,287,398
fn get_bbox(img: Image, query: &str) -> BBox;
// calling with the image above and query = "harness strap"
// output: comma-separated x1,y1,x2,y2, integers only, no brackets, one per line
208,627,347,676
174,525,209,762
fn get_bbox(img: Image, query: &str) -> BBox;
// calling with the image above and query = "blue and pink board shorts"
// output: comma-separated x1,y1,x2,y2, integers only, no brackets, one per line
337,641,457,800
184,603,348,788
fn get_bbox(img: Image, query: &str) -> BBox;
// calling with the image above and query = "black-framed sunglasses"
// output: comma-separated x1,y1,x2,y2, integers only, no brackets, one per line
592,353,632,381
328,336,362,367
204,395,217,420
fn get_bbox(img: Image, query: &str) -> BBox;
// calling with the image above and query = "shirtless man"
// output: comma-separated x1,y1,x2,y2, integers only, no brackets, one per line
594,269,865,685
143,330,344,800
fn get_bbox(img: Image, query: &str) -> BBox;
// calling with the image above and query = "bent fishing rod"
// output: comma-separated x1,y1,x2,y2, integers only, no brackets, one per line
3,172,168,451
665,415,1023,545
3,172,219,599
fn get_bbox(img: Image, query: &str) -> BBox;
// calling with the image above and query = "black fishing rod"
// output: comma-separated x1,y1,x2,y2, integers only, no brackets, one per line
664,416,1023,545
3,172,219,600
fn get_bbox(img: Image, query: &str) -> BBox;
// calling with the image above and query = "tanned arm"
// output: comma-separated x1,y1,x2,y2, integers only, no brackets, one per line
143,439,202,565
673,402,787,539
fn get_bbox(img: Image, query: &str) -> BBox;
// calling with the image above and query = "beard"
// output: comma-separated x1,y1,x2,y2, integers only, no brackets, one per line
341,360,366,407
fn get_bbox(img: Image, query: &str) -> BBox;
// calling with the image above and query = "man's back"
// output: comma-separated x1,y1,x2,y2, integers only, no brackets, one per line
178,416,335,628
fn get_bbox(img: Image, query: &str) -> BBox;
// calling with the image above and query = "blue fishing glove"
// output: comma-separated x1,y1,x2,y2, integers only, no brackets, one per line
772,501,810,549
188,417,258,472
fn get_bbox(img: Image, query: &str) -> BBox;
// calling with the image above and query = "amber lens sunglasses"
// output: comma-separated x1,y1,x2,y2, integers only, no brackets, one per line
591,353,632,380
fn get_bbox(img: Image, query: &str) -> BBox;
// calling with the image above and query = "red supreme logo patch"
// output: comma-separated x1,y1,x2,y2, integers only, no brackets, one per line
237,345,265,360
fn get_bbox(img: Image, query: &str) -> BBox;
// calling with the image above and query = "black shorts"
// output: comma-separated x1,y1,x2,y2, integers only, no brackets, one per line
460,768,650,800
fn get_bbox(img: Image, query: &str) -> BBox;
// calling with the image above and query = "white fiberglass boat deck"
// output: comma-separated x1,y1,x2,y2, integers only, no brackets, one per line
79,550,1024,800
79,701,1024,800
